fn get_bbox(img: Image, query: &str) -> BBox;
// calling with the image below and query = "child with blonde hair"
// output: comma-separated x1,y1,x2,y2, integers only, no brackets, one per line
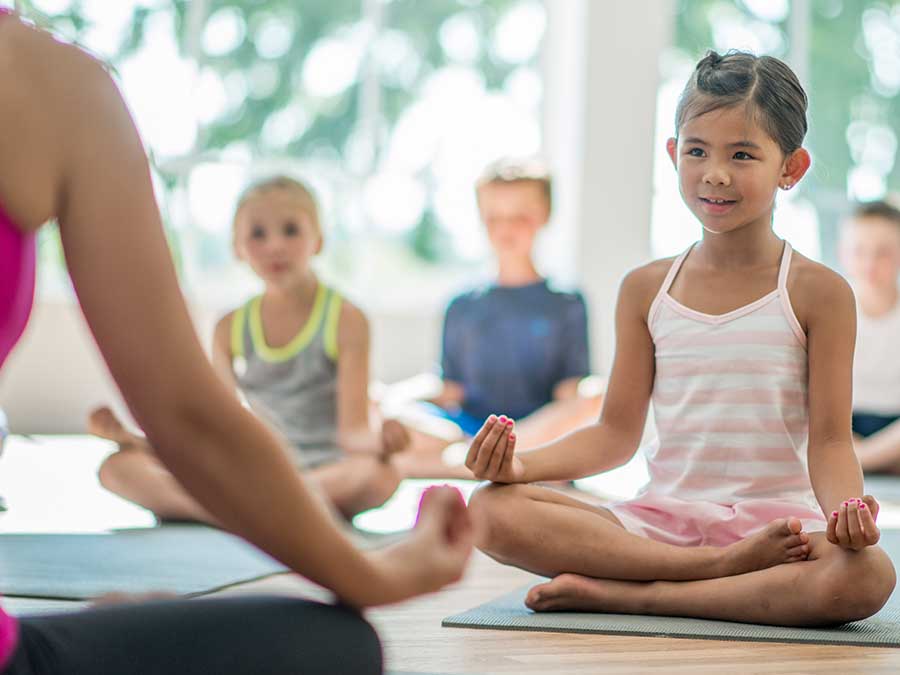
92,175,410,520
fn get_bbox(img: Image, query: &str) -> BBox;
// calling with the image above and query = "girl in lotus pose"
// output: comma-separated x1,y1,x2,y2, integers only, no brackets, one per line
465,50,895,626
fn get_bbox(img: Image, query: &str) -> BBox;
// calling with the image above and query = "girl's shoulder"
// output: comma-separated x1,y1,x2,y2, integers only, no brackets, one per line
785,250,855,331
615,256,680,324
623,256,679,298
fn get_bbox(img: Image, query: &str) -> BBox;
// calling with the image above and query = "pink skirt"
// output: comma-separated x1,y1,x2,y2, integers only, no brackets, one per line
607,493,827,547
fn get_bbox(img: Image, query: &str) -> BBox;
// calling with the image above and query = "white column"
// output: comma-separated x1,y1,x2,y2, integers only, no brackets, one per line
543,0,674,372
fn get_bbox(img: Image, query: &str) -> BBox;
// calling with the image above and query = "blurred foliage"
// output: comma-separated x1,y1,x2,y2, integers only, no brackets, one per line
19,0,528,266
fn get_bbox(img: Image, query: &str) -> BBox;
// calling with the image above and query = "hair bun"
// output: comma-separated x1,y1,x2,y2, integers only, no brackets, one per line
698,50,723,70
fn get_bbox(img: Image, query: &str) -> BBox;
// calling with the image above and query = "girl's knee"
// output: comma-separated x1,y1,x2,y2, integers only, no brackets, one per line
97,451,129,491
468,483,527,552
818,546,896,622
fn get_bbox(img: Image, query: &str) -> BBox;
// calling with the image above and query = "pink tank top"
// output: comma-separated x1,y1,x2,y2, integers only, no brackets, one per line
0,8,27,666
644,241,819,510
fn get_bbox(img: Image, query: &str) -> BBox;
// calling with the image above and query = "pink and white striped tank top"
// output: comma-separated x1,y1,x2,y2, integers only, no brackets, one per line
643,241,818,509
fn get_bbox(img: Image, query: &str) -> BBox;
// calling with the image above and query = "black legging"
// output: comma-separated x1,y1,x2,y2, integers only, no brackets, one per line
4,595,382,675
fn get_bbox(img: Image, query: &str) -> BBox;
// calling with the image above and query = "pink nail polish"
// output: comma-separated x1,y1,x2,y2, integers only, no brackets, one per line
831,511,838,518
506,420,514,427
860,503,867,510
842,501,848,507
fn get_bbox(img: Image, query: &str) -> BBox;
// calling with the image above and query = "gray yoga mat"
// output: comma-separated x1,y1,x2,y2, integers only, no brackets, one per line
0,525,289,600
0,524,396,601
443,531,900,647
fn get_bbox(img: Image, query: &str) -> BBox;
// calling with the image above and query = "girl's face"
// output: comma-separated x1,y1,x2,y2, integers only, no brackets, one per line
233,189,322,287
839,217,900,292
477,181,549,260
666,104,809,236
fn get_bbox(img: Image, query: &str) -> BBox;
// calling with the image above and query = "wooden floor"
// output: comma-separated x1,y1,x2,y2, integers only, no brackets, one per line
3,436,900,674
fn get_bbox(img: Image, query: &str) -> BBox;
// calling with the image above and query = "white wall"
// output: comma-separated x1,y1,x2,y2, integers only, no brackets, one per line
544,0,674,372
0,1,674,434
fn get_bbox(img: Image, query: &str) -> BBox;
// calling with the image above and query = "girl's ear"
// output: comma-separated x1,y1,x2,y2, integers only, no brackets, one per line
666,137,678,168
780,148,811,189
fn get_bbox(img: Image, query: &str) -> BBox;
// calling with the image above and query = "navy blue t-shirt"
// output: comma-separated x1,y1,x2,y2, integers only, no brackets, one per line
441,280,591,422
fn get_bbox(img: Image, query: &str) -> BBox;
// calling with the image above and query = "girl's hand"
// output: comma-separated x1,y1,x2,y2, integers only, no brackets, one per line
465,415,525,483
380,419,410,457
365,485,473,604
826,496,881,551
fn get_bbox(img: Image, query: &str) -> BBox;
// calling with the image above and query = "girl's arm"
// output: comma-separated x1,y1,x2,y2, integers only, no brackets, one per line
800,262,879,548
802,265,863,503
466,266,659,483
28,27,465,606
333,301,408,455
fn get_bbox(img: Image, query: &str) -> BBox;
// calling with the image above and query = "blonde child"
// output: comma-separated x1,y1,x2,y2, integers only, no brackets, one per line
839,200,900,472
91,176,411,521
465,51,895,626
398,159,602,477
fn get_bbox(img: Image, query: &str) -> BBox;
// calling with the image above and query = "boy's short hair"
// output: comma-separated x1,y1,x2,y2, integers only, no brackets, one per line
851,199,900,229
476,157,553,212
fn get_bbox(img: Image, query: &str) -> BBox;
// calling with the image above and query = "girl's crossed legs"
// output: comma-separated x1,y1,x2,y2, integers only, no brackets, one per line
469,483,896,626
90,408,400,523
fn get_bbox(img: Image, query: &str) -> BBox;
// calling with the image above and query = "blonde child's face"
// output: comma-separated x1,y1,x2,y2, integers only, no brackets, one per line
667,105,809,236
839,217,900,292
233,189,322,286
477,181,549,259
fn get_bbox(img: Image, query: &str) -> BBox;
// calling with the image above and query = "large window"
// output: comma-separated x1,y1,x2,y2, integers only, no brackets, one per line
652,0,900,265
21,0,546,310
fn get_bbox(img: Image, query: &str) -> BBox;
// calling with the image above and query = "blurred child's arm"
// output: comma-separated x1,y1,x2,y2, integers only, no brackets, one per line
210,312,240,395
466,266,658,483
335,300,409,457
854,419,900,472
552,377,581,400
428,380,465,409
802,264,880,549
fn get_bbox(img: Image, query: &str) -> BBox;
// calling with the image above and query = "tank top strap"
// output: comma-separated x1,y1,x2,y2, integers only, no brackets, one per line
648,243,695,326
229,297,256,359
775,240,807,347
776,240,794,292
322,288,343,361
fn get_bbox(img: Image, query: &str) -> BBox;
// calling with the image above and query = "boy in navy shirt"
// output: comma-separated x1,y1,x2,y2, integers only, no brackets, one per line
395,159,602,477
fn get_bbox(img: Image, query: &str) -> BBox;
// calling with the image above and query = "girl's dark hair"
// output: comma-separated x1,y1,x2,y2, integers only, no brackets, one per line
675,50,808,155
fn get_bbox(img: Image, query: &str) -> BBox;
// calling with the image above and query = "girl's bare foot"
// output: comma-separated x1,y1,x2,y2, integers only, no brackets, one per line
87,407,149,450
719,517,809,576
526,573,625,613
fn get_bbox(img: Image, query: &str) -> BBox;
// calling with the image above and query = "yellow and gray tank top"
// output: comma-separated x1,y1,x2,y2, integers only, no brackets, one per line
230,284,343,469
